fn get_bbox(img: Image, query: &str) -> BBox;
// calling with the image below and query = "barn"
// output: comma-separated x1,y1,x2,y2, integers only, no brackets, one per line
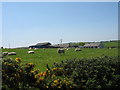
29,42,52,48
83,43,104,48
29,42,60,48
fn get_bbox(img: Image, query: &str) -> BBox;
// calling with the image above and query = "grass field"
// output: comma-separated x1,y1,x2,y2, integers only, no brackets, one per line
2,48,118,71
103,41,118,48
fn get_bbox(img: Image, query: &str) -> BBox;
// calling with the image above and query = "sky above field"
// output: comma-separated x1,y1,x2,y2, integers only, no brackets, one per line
2,2,118,48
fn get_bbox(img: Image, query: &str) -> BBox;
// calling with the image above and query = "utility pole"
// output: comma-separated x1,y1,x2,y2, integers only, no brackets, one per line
59,39,62,47
9,43,10,49
60,39,62,44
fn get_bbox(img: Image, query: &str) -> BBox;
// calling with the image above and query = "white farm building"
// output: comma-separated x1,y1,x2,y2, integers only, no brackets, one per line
83,43,104,48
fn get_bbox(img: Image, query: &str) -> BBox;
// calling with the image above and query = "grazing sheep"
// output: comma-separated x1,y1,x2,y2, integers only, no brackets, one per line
2,52,8,56
57,48,65,54
8,52,16,55
0,52,8,58
29,48,32,50
27,51,34,54
34,48,38,50
75,48,81,51
66,48,69,50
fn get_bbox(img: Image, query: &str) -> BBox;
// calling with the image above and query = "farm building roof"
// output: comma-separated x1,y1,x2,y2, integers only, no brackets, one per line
84,43,102,47
29,42,52,48
36,42,51,46
52,43,71,48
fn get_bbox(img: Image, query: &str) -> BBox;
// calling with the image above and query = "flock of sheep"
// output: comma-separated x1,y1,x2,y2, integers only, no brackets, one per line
57,48,81,54
1,48,82,57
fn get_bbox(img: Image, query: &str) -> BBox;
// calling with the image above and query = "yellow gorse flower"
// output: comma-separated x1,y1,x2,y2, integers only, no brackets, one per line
43,72,47,76
28,63,33,65
38,73,42,77
15,58,21,60
58,86,61,88
19,70,22,72
30,71,34,73
54,80,58,83
45,86,49,88
54,79,60,84
15,58,21,62
26,63,34,67
51,74,56,78
51,83,56,87
52,68,58,71
39,78,44,81
37,72,47,77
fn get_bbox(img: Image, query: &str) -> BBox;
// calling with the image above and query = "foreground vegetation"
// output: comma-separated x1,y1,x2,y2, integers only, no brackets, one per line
2,56,120,89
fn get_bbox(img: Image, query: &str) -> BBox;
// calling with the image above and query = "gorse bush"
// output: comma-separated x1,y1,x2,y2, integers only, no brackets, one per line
2,56,120,89
2,58,39,89
51,55,120,89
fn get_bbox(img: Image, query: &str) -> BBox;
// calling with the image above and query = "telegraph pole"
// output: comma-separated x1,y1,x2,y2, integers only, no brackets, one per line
60,39,62,44
9,43,10,49
60,39,62,47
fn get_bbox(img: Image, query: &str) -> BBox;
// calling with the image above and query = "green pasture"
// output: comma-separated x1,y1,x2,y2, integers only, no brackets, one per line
2,48,118,71
103,41,118,48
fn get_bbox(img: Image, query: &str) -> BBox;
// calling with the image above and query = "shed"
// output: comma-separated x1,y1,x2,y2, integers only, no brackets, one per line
29,42,52,48
84,43,104,48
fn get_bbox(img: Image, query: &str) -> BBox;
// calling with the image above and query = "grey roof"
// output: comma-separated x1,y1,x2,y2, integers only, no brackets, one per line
29,42,51,47
36,42,51,46
84,43,102,47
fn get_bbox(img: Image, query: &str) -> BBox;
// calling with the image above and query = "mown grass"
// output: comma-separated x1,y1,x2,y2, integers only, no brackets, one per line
2,48,118,71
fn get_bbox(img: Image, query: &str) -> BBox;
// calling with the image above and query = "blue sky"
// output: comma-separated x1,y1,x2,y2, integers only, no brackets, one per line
0,2,2,48
2,2,118,48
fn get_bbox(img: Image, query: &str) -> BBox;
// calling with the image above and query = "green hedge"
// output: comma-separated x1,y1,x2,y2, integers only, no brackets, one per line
2,58,38,89
2,55,120,89
51,55,120,89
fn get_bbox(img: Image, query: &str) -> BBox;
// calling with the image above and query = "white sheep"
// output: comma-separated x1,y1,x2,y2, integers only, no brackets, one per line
8,52,17,55
57,48,65,54
75,48,81,51
1,52,8,58
27,51,34,54
34,48,38,50
66,48,69,50
3,52,8,55
29,48,32,50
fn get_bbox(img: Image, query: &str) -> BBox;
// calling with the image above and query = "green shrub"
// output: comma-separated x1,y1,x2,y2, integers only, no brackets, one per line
2,58,38,89
2,55,120,89
49,55,120,89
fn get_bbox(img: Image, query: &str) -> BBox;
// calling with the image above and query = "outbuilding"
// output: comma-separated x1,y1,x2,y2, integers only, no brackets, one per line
83,43,104,48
